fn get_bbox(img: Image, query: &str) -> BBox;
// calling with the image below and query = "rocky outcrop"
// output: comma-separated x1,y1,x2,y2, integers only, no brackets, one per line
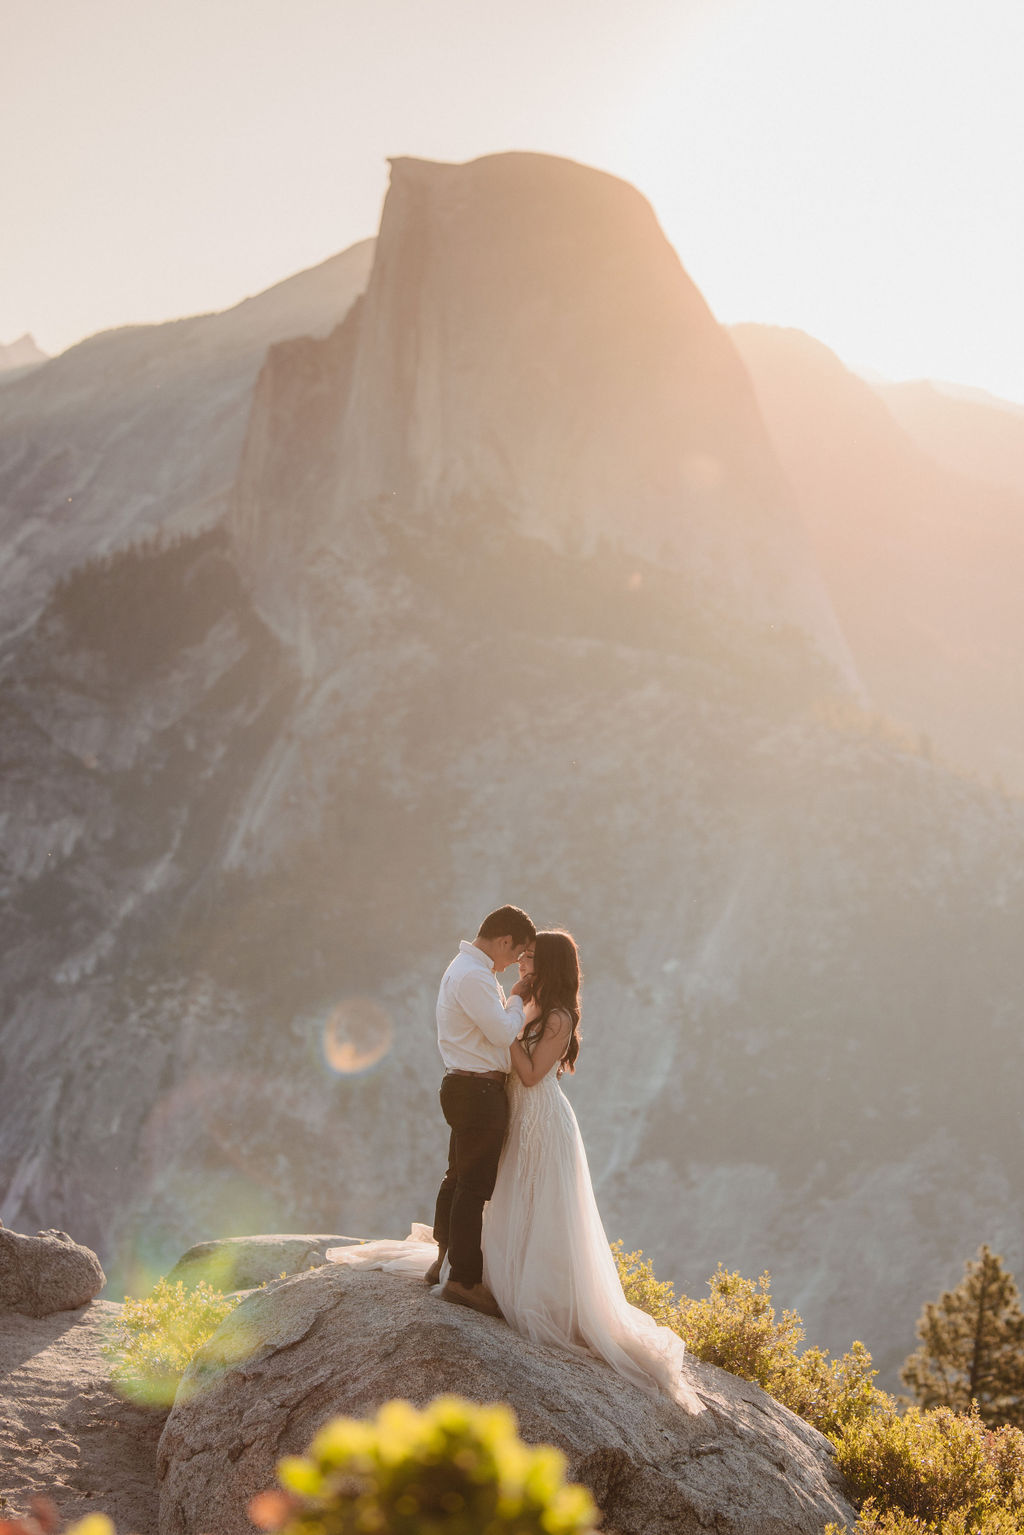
157,1264,857,1535
0,240,373,642
0,333,47,373
0,1300,162,1532
165,1234,361,1291
232,153,857,683
0,1223,105,1316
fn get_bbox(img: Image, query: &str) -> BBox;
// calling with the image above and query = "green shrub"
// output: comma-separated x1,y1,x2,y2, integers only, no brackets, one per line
677,1264,806,1388
249,1395,598,1535
825,1498,1024,1534
766,1338,879,1439
612,1243,1024,1534
612,1245,882,1436
103,1276,240,1406
833,1405,997,1524
610,1240,686,1329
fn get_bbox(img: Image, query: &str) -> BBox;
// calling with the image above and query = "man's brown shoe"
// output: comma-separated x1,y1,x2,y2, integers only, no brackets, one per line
441,1279,502,1318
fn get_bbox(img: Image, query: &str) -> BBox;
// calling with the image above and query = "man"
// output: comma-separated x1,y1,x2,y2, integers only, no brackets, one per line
427,904,537,1316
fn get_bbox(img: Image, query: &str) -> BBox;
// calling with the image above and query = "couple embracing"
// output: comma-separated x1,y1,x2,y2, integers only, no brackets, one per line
331,904,702,1413
427,905,577,1313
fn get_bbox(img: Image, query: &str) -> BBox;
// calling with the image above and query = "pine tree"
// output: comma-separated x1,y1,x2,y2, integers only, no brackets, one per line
902,1244,1024,1427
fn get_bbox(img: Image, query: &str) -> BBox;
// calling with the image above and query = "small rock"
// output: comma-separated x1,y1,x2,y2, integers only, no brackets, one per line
165,1234,362,1292
0,1226,105,1316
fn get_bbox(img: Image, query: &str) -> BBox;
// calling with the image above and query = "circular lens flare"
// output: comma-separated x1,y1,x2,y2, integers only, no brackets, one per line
322,999,393,1074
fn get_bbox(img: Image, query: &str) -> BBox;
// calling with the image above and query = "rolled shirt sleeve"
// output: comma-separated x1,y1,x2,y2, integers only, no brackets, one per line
454,966,524,1047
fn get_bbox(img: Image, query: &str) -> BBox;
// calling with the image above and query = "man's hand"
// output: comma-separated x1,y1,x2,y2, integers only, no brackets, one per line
510,975,533,1000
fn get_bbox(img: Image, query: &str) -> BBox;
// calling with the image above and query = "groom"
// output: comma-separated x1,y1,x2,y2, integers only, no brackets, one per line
427,904,536,1316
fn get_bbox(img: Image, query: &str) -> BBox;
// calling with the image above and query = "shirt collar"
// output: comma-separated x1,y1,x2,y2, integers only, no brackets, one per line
459,939,493,971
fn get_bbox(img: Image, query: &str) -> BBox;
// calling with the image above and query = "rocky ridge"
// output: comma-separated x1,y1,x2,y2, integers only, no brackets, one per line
0,241,373,643
0,333,47,374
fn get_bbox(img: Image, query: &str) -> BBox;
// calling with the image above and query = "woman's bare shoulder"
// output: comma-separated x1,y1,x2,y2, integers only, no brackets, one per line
545,1006,574,1034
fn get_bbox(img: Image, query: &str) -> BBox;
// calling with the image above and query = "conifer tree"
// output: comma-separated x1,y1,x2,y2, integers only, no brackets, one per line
902,1244,1024,1427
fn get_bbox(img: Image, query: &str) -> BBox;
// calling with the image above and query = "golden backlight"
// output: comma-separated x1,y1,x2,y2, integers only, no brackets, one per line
1,0,1021,402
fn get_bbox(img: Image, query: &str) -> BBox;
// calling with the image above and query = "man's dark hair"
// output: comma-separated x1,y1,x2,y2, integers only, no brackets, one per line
477,905,536,944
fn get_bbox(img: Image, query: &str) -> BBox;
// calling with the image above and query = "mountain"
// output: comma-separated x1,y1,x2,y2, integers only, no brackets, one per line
0,333,47,373
0,241,374,643
233,154,856,682
1,155,1023,1397
873,377,1024,495
732,323,1024,792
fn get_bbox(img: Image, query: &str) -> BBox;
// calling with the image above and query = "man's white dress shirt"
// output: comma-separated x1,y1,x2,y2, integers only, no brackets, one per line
436,940,524,1073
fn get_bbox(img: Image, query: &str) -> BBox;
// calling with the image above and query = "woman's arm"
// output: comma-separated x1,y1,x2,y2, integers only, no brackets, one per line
509,1009,573,1087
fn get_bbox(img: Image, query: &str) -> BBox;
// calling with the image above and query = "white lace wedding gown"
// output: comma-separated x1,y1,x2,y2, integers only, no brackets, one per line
328,1063,703,1415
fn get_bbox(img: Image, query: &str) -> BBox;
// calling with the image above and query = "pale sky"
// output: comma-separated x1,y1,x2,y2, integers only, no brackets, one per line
3,0,1023,402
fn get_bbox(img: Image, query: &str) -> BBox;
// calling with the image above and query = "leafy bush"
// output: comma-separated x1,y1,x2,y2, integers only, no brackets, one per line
826,1498,1024,1535
610,1240,685,1329
612,1244,882,1436
103,1276,240,1406
611,1241,1024,1535
831,1405,1015,1526
249,1395,598,1535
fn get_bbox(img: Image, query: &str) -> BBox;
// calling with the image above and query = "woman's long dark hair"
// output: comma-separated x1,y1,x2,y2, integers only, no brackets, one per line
521,929,582,1076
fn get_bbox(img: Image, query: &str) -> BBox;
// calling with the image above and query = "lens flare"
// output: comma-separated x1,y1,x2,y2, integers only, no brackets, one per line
322,999,393,1074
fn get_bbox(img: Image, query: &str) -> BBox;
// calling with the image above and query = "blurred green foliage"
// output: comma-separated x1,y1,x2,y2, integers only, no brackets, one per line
249,1395,598,1535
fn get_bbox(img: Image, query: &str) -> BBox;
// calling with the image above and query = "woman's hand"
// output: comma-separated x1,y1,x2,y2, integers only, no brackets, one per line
510,1010,573,1087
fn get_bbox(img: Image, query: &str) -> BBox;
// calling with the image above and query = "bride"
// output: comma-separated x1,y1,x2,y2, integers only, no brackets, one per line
330,929,703,1414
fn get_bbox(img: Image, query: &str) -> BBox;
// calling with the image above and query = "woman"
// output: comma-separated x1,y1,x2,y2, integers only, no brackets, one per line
329,930,702,1413
481,930,703,1413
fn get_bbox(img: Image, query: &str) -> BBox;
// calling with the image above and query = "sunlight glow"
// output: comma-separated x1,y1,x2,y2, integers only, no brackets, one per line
619,0,1024,400
2,0,1021,401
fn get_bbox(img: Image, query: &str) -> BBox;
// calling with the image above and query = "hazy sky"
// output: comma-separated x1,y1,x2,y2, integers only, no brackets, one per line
4,0,1023,402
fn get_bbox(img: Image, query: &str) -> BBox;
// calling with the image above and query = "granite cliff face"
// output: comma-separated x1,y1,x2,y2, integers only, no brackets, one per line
1,154,1023,1394
0,241,373,643
732,323,1024,790
233,154,856,681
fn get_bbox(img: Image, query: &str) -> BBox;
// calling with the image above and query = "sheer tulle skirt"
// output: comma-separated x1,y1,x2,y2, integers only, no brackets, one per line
483,1074,702,1413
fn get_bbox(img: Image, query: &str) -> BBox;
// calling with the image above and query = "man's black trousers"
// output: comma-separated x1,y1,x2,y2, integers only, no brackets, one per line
432,1072,508,1286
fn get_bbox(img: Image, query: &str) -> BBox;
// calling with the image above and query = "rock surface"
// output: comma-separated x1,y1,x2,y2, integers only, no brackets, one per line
0,1225,106,1316
0,1300,162,1533
165,1233,362,1291
157,1263,857,1535
0,240,373,642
